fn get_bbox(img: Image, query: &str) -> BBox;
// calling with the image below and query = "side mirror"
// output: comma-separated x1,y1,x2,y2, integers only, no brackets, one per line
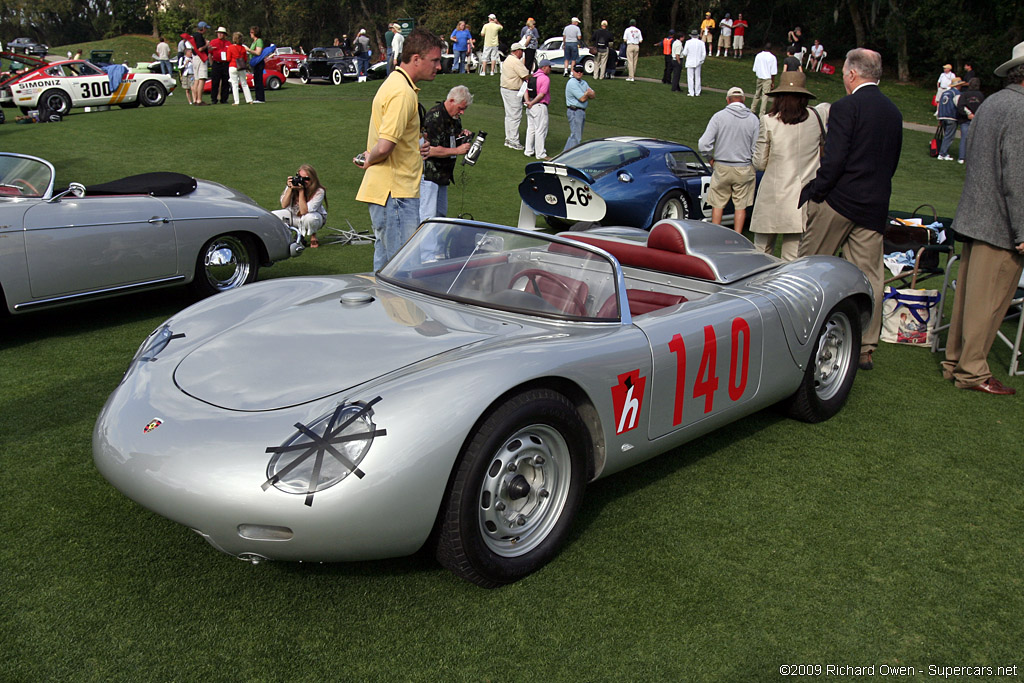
47,182,86,202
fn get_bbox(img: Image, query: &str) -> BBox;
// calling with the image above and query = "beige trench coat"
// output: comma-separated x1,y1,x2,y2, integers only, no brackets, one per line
749,107,827,235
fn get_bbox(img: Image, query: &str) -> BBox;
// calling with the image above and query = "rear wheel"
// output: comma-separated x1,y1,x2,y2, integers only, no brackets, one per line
653,190,690,225
331,68,343,85
299,69,311,84
139,80,166,107
266,75,282,90
191,234,259,297
784,299,861,422
40,89,71,116
435,389,589,587
582,57,595,74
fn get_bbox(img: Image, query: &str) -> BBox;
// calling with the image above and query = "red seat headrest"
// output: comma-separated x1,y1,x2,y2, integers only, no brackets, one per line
647,221,688,254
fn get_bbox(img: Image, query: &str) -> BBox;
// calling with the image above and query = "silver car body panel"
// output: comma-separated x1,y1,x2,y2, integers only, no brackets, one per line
94,218,872,563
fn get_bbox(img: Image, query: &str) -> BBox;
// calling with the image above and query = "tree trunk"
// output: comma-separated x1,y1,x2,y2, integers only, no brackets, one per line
848,0,867,46
889,0,910,82
582,0,592,42
669,0,679,33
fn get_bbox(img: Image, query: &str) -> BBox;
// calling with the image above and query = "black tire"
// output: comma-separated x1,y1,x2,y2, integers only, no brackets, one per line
138,80,167,107
784,299,861,422
299,69,311,84
40,89,71,116
653,190,690,225
331,68,343,86
267,75,282,90
190,234,259,297
435,389,589,587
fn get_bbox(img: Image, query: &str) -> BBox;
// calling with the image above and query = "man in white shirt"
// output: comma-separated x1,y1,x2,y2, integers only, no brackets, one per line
751,43,778,115
670,33,684,92
717,14,733,57
682,29,705,96
622,20,643,82
562,17,582,75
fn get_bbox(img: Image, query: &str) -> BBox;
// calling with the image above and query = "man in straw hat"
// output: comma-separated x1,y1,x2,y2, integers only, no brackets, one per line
939,41,1024,395
797,48,902,372
698,86,759,233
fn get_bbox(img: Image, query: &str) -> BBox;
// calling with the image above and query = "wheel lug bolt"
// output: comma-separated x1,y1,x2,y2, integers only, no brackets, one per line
495,501,506,511
507,462,517,472
533,455,545,465
516,515,527,526
539,488,550,498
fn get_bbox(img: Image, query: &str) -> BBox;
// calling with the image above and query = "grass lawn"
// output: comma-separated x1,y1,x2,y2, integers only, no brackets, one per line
2,54,1022,682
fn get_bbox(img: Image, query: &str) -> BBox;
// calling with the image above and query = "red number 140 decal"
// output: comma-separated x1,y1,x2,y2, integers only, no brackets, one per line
669,317,750,425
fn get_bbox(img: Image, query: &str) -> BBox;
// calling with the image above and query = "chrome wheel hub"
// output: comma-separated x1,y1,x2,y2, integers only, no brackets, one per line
813,312,852,400
203,236,251,291
478,424,571,557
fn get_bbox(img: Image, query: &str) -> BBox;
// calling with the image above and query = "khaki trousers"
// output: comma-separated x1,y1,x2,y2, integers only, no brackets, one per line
798,200,884,354
626,44,639,78
940,240,1024,388
751,77,772,116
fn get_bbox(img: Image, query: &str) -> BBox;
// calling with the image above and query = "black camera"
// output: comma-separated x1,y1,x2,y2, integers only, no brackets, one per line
456,131,473,147
290,175,308,187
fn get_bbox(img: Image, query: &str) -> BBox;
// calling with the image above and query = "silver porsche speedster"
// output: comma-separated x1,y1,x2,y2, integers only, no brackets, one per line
94,218,872,587
0,153,302,314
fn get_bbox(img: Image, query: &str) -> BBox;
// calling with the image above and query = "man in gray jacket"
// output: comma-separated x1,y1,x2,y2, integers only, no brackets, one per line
940,41,1024,395
698,86,759,233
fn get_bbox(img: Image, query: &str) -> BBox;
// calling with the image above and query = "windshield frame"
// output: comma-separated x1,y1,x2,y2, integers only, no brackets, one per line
378,218,632,325
0,153,55,199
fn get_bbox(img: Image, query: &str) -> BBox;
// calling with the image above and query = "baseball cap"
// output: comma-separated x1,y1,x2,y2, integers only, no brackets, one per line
510,42,524,51
539,59,556,69
572,63,585,73
488,13,496,19
197,21,209,29
572,17,580,23
727,86,745,98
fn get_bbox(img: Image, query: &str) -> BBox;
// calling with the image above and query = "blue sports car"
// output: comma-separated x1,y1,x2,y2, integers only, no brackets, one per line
518,137,752,231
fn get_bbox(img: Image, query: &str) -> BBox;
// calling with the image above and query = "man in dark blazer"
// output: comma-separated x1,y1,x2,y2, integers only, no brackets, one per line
797,48,903,370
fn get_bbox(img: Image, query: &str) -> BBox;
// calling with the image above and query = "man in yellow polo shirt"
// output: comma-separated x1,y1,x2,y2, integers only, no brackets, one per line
355,29,444,269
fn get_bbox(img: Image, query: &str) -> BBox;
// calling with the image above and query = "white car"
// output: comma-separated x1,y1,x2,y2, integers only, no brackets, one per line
3,58,176,115
534,37,622,76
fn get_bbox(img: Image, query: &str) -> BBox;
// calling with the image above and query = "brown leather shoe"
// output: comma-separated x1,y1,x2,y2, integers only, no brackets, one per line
858,352,874,371
966,378,1016,395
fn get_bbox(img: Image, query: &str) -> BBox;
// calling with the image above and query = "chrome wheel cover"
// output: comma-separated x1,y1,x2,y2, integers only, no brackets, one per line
813,310,853,400
202,236,252,292
477,424,572,558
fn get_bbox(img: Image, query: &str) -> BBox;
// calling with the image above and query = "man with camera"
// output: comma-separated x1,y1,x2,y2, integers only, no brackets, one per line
420,86,474,221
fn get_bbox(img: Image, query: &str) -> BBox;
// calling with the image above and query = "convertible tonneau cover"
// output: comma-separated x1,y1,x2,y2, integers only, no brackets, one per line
85,172,197,197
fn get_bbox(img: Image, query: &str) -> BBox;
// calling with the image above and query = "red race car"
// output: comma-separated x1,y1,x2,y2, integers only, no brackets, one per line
202,67,285,94
264,48,306,78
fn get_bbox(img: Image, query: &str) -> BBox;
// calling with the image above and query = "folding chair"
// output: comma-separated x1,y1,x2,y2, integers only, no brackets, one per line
995,287,1024,376
884,203,955,289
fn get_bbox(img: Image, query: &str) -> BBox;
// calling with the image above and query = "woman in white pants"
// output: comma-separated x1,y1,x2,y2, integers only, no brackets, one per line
273,165,327,248
228,31,253,105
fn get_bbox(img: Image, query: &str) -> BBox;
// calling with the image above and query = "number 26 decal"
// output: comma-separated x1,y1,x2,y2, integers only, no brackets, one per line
562,183,591,207
668,317,750,425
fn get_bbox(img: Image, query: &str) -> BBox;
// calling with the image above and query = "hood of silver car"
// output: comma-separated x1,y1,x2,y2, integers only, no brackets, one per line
173,285,515,411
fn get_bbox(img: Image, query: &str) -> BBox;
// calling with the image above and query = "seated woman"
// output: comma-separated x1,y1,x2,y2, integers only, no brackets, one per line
273,165,327,247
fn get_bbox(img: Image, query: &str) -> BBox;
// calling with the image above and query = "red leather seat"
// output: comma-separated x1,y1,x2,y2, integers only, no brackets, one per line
597,289,688,318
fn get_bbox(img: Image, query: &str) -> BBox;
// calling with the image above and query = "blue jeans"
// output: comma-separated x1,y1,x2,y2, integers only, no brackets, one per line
369,196,421,270
938,120,957,157
157,59,172,76
386,49,393,74
453,50,467,73
564,108,586,152
958,121,970,161
357,54,369,76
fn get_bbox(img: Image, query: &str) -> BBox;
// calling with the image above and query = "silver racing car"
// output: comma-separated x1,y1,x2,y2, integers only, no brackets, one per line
94,218,872,587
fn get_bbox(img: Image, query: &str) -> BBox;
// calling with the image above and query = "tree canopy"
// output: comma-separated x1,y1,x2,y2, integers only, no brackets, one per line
3,0,1020,81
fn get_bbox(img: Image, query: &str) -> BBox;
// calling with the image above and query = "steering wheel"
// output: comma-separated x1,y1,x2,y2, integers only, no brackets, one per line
12,178,40,196
510,269,585,316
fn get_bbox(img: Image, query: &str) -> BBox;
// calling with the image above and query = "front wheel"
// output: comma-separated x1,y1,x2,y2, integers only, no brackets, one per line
299,69,311,84
139,80,167,107
281,64,290,78
784,299,861,422
435,389,589,587
331,68,343,85
191,234,259,297
582,57,595,74
653,190,690,225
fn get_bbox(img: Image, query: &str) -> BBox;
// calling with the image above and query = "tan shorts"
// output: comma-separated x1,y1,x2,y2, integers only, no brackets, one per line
708,164,755,209
192,55,208,80
733,36,744,49
718,34,731,48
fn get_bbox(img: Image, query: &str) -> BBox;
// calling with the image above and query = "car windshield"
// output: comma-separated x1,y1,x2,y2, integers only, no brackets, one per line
0,154,52,198
379,221,622,321
323,47,343,58
552,140,648,180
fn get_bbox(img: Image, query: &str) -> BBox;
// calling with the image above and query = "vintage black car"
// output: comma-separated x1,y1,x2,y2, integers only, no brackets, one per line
297,47,350,85
7,37,48,58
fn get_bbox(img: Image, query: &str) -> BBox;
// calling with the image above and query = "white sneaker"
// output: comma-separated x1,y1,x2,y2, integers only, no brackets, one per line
958,159,965,164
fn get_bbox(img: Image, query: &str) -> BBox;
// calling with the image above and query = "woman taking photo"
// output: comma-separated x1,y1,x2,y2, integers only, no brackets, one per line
748,72,827,261
273,165,327,248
